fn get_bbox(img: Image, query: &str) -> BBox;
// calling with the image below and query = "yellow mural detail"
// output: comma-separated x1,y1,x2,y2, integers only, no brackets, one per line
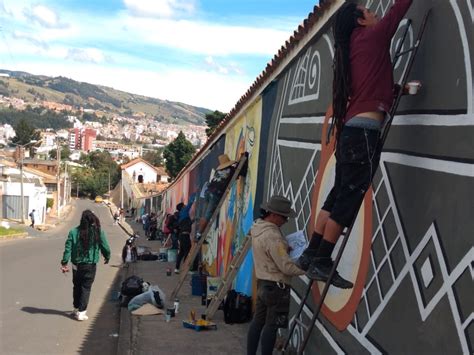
204,98,262,278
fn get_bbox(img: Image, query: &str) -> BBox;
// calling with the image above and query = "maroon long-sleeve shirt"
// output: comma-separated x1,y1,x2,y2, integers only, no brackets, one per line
345,0,413,123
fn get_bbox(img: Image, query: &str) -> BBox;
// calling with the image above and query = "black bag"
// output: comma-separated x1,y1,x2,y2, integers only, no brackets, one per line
153,291,164,309
121,275,144,297
139,254,159,261
223,290,252,324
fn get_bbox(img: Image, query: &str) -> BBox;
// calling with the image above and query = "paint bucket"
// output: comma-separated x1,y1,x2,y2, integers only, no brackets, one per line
167,249,177,263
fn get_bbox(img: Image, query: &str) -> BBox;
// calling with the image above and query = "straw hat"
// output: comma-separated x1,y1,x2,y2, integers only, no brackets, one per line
261,195,296,218
217,154,236,170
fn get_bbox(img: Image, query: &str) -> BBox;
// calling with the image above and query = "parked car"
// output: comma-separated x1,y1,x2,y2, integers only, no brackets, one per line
95,195,103,203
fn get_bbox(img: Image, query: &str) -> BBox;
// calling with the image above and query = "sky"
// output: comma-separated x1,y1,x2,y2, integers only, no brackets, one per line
0,0,319,112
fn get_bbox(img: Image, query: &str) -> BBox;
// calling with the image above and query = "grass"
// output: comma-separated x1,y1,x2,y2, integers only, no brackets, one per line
0,226,24,236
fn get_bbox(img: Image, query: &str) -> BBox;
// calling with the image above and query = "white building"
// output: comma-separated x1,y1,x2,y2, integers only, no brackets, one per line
0,165,47,224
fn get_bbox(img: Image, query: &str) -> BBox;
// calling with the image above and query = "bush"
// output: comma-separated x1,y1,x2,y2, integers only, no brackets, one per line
47,198,54,209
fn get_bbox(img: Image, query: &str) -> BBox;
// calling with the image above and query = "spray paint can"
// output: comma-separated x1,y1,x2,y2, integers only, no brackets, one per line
166,268,171,276
174,298,180,314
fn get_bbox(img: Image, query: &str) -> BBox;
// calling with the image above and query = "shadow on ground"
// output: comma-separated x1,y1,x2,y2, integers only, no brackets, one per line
21,306,73,319
77,267,126,354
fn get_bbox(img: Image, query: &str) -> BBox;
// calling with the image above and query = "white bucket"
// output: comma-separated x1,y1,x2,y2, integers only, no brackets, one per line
167,249,177,262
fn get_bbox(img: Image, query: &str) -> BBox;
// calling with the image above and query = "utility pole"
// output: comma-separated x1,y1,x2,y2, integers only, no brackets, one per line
14,140,38,224
56,139,61,218
108,169,111,196
63,161,67,205
120,169,124,209
19,148,25,224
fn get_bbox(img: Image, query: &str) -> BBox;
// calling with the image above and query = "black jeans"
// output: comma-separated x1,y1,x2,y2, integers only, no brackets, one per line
322,126,381,227
72,264,97,311
247,280,290,355
176,233,191,269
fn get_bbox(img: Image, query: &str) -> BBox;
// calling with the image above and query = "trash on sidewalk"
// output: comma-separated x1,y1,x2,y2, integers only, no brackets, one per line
131,303,165,316
127,284,166,311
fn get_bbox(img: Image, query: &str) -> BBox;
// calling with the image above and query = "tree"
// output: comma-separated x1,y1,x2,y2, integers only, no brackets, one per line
205,110,226,137
163,131,196,179
142,148,164,167
11,118,41,145
72,151,120,198
49,145,71,160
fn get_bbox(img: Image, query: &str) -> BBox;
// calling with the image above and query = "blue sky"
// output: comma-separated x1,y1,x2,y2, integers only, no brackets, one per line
0,0,319,111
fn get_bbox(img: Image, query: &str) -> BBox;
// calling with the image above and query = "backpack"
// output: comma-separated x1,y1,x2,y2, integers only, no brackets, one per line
223,290,252,324
121,275,144,297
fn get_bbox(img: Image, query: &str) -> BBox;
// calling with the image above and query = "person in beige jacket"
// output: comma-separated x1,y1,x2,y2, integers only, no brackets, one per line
247,195,305,355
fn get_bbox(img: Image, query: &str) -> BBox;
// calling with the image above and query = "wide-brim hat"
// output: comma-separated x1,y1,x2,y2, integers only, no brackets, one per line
261,195,296,218
217,154,236,170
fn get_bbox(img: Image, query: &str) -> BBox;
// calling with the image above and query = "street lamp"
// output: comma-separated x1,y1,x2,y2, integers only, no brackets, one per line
12,140,39,224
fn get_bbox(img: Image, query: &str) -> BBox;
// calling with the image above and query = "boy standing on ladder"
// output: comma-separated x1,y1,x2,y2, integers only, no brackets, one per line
298,0,413,288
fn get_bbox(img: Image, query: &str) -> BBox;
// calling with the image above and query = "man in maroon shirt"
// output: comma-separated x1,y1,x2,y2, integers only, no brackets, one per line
298,0,413,288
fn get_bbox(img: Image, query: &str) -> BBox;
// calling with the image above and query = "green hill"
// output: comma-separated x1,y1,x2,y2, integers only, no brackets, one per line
0,69,209,126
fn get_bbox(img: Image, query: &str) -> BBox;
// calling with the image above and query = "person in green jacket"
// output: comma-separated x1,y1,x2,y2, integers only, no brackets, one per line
61,209,111,321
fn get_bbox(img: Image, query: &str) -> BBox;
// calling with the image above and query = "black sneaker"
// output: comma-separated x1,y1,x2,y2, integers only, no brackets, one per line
296,251,315,271
306,257,354,289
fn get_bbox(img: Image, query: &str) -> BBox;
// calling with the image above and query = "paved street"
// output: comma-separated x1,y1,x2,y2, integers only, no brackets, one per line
0,199,128,355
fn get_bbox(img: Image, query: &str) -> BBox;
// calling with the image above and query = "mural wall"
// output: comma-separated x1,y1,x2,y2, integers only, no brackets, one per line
158,0,473,353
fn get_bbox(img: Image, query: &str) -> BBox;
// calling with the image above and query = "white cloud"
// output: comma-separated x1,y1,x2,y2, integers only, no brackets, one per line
124,17,290,56
123,0,195,18
23,4,67,29
12,31,49,50
66,48,109,64
204,56,244,75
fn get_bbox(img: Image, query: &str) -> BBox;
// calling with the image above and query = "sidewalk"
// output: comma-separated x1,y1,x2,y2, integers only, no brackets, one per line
117,218,248,355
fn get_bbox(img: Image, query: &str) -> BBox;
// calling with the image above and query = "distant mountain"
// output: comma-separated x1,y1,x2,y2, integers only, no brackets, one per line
0,69,209,126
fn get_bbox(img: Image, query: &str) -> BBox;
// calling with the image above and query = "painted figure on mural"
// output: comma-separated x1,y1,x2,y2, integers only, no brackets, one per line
247,195,305,355
298,0,414,288
196,154,238,239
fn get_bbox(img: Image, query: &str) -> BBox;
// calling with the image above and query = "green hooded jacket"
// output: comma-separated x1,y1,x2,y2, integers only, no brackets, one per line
61,226,111,265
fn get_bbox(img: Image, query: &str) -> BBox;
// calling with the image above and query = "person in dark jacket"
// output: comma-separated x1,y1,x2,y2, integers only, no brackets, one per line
61,209,111,321
175,194,196,273
298,0,413,289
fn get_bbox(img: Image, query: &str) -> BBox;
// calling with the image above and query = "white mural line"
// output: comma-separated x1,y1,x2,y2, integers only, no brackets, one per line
277,140,321,150
466,0,474,22
280,116,326,124
288,48,321,106
268,72,291,198
323,34,335,59
289,289,345,355
347,324,383,355
462,313,473,331
392,114,474,126
450,0,473,113
382,152,474,177
359,160,472,353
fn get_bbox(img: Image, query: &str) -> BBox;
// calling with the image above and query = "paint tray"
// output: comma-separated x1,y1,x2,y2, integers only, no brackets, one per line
182,319,217,331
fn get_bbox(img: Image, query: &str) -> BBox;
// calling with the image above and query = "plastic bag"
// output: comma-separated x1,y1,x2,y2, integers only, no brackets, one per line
127,285,166,312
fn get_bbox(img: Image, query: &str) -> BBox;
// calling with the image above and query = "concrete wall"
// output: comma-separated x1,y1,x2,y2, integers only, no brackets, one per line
159,0,473,353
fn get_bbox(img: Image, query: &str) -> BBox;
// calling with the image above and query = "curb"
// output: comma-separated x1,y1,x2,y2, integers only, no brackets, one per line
0,232,29,240
117,262,136,355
